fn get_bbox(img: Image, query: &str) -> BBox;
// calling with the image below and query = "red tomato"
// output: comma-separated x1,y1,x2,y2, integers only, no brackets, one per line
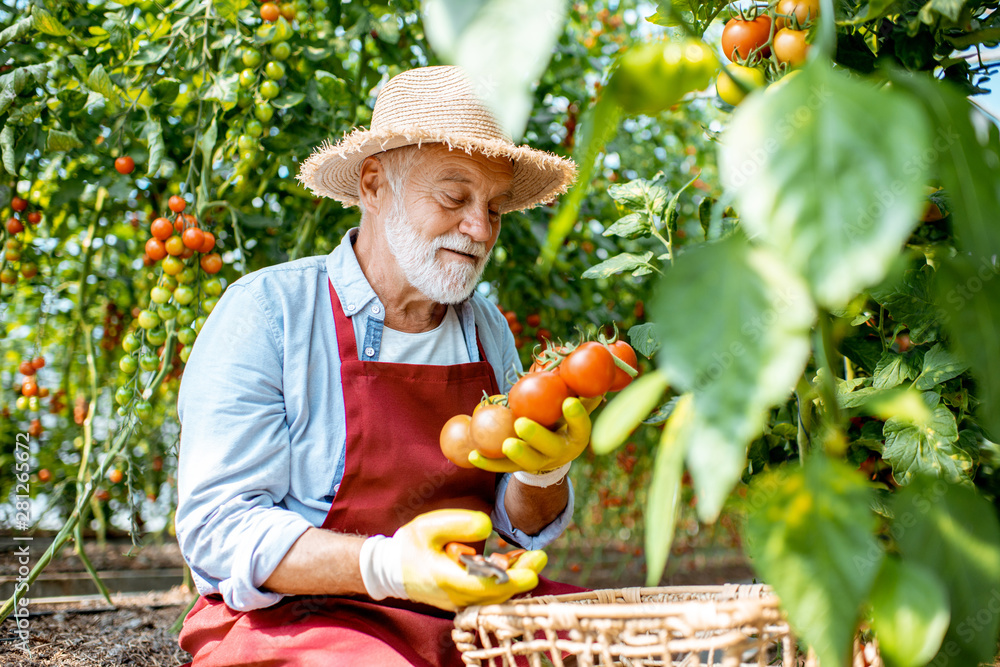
260,2,280,22
508,372,570,427
6,217,23,234
721,16,772,61
470,404,516,458
559,342,616,398
19,361,35,376
10,196,27,212
526,314,541,327
115,156,135,175
608,340,638,391
199,231,216,253
182,227,205,250
145,237,167,261
26,211,41,225
776,0,819,28
200,253,223,274
151,217,174,241
168,195,187,213
773,28,810,66
32,356,45,369
440,414,476,468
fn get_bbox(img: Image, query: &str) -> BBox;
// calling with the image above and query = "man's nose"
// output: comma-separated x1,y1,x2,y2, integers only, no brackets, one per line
459,205,494,244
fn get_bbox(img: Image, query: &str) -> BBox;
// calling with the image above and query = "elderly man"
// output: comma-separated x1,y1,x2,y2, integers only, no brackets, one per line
175,66,587,666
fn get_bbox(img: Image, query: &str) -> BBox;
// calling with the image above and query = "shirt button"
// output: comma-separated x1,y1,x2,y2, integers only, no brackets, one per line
333,483,340,494
371,305,381,314
347,304,355,311
365,347,375,357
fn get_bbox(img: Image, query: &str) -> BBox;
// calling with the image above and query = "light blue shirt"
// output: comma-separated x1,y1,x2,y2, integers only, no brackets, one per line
175,228,574,611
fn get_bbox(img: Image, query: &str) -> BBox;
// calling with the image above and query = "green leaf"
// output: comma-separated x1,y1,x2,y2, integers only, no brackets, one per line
204,72,239,110
0,85,18,117
642,396,679,425
132,41,171,66
914,344,969,390
602,213,649,239
215,0,250,25
152,77,180,104
894,478,1000,667
6,100,43,125
937,257,1000,439
67,55,88,81
840,334,885,375
581,251,654,279
591,371,669,455
682,396,750,523
1,124,15,175
869,557,950,667
628,323,660,359
652,237,815,520
87,65,122,106
883,405,968,485
102,16,130,48
0,16,33,47
844,0,904,23
607,178,670,214
144,120,165,177
746,457,881,667
422,0,568,141
199,118,218,169
644,394,690,586
719,63,932,310
32,6,71,36
45,128,83,152
873,352,919,389
869,265,941,345
271,91,306,109
916,0,965,23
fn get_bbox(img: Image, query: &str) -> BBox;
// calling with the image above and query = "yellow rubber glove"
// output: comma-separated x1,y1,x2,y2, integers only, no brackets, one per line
395,509,546,611
469,396,600,474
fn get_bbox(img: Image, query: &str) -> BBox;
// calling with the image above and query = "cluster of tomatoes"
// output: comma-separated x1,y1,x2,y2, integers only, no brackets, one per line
439,336,638,468
715,0,818,106
2,196,43,285
12,356,48,437
117,196,227,417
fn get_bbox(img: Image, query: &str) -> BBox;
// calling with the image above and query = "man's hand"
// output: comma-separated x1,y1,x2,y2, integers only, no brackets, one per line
469,396,600,474
395,509,546,611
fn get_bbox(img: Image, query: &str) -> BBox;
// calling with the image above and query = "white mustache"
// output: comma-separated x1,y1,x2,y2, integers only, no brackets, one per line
434,234,486,260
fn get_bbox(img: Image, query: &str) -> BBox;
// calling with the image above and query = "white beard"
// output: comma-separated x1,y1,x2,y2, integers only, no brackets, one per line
383,198,491,305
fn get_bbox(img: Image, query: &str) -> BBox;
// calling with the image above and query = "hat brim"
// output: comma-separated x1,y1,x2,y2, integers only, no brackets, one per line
296,127,577,214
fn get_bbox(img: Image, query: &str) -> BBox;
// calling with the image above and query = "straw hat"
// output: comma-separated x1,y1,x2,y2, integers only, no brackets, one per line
296,66,577,213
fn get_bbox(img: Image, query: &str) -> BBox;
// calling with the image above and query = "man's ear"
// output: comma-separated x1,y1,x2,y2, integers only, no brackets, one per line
358,155,387,215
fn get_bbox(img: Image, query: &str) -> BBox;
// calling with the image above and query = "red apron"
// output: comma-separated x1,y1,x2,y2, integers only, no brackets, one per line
178,282,581,666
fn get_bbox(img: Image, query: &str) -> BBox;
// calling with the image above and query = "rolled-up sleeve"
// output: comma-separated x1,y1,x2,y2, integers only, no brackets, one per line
175,283,313,611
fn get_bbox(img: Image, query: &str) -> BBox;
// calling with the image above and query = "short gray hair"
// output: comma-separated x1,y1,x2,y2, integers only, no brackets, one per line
357,144,422,225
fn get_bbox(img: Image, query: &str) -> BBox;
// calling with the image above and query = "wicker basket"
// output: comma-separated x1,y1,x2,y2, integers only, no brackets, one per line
453,584,871,667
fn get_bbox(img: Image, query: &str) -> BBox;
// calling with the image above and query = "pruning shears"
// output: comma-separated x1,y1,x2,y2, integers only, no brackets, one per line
445,542,527,585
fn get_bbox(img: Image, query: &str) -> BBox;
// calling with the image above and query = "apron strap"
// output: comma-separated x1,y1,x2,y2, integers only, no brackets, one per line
329,280,359,361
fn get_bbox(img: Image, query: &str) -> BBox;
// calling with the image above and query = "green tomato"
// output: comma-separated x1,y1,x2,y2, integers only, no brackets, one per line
194,316,208,334
122,332,142,353
204,277,224,297
176,307,196,326
173,285,196,305
609,39,719,116
137,309,160,330
28,396,41,412
179,345,193,363
246,120,264,138
177,267,197,284
140,353,160,372
15,395,29,411
146,327,167,346
260,80,280,99
162,255,185,276
716,64,766,106
178,327,198,345
254,102,274,122
150,286,172,304
271,41,291,61
242,49,263,67
202,296,220,314
314,0,327,9
239,68,257,89
115,386,135,406
264,61,286,80
237,89,253,108
117,406,128,418
158,275,178,291
119,355,139,375
238,134,257,152
134,400,153,420
157,302,178,321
